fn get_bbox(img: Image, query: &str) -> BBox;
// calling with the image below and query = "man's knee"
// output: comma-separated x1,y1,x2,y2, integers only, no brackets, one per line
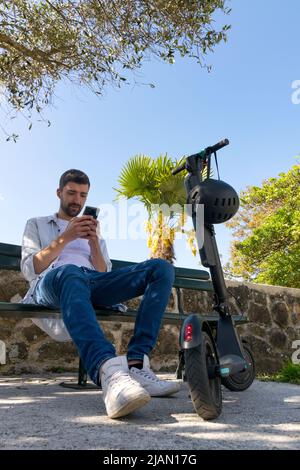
149,258,175,283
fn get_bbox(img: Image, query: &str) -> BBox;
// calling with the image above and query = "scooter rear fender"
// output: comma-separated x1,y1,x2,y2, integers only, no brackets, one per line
180,314,212,350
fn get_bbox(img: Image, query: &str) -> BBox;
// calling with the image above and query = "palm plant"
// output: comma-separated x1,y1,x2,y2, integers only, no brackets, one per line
114,154,197,263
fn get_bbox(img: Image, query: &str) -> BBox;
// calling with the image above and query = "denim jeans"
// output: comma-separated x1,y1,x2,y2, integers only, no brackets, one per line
34,259,175,385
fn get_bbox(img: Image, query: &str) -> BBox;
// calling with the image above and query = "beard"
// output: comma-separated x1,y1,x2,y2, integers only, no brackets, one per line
60,201,82,218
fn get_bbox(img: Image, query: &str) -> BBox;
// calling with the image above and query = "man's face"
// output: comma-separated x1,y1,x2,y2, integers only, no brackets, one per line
57,182,89,218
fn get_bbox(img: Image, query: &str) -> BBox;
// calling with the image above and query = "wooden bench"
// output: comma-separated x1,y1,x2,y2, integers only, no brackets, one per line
0,242,246,387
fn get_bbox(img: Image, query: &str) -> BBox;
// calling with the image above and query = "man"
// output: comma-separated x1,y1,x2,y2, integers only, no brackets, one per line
21,169,179,419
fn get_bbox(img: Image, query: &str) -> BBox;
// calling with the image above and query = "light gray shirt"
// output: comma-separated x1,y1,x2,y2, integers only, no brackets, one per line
20,213,112,341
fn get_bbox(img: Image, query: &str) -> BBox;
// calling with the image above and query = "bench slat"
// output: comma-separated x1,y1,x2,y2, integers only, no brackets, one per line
0,302,247,324
0,243,211,281
0,303,177,324
173,278,213,291
0,254,20,270
0,242,21,257
174,267,210,281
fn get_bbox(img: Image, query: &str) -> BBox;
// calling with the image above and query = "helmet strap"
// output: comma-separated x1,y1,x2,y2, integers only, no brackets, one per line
214,151,220,180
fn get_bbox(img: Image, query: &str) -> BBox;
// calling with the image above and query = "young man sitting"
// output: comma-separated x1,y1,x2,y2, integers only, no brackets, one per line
21,169,180,419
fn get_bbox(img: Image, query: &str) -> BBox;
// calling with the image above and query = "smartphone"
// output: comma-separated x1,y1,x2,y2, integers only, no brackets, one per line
83,206,100,219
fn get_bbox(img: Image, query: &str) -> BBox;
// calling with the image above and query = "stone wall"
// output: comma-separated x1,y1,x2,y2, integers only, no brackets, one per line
0,269,299,375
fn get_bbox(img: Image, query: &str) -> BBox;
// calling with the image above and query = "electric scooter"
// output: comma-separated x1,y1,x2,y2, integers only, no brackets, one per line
172,139,255,420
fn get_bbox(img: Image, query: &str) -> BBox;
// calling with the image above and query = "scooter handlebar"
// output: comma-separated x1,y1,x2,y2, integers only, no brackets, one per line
206,138,229,154
171,138,229,175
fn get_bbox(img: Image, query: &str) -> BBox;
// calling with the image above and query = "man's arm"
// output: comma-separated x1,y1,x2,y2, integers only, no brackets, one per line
21,218,43,282
89,238,108,272
87,220,109,272
21,217,65,279
33,234,69,274
33,216,97,274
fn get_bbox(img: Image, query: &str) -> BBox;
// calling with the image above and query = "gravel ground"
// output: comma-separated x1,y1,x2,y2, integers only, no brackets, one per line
0,374,299,450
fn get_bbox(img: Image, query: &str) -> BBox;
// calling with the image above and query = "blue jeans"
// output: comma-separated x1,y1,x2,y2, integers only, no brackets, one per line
34,259,175,385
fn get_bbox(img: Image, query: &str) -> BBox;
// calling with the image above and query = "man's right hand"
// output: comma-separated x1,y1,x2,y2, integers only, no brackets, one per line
62,216,97,243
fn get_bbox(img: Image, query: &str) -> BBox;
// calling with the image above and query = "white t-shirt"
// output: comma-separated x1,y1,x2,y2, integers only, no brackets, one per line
53,218,95,270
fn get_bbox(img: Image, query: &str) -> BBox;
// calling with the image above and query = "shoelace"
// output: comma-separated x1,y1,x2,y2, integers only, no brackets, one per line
105,370,139,390
135,368,162,383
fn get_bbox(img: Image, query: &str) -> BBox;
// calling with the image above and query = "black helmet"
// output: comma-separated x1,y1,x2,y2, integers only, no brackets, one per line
188,179,239,224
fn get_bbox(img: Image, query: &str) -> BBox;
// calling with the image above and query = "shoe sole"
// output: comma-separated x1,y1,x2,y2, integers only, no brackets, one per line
149,387,181,397
108,393,151,419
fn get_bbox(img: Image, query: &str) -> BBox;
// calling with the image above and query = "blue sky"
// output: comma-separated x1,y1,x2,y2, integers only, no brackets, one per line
0,0,299,270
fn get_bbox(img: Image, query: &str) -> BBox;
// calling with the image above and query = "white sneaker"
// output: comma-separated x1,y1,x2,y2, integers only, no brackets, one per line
100,356,151,419
129,355,181,397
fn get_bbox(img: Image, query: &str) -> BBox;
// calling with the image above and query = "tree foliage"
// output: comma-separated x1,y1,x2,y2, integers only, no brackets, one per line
226,164,300,288
0,0,230,138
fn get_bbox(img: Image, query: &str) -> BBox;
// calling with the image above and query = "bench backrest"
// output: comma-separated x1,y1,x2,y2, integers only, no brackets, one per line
0,242,212,291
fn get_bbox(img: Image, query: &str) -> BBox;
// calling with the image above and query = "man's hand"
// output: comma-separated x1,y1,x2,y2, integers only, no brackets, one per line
63,216,97,243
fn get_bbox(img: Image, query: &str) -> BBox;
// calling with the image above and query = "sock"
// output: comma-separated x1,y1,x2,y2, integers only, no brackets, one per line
128,362,143,370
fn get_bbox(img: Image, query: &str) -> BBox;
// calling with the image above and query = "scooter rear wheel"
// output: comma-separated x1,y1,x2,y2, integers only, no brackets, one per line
185,332,222,420
221,344,255,392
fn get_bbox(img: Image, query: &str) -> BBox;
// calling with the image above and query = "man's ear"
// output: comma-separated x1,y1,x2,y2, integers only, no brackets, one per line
56,188,61,199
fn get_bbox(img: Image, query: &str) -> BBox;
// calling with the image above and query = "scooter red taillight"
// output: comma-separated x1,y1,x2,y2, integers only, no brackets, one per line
184,323,193,342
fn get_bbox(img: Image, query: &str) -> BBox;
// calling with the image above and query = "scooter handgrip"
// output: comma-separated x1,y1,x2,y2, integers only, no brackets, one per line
172,161,186,175
207,138,229,153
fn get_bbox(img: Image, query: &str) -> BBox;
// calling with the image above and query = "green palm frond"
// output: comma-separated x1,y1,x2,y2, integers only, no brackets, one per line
114,152,199,262
114,155,155,198
114,153,187,215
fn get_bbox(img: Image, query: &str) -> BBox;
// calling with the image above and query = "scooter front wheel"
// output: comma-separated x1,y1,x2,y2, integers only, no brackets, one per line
185,332,222,420
221,344,255,392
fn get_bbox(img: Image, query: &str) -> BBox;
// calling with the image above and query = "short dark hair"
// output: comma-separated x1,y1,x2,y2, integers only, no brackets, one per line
59,169,90,190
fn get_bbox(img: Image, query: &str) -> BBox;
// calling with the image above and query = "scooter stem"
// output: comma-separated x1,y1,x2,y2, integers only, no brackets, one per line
199,223,230,318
